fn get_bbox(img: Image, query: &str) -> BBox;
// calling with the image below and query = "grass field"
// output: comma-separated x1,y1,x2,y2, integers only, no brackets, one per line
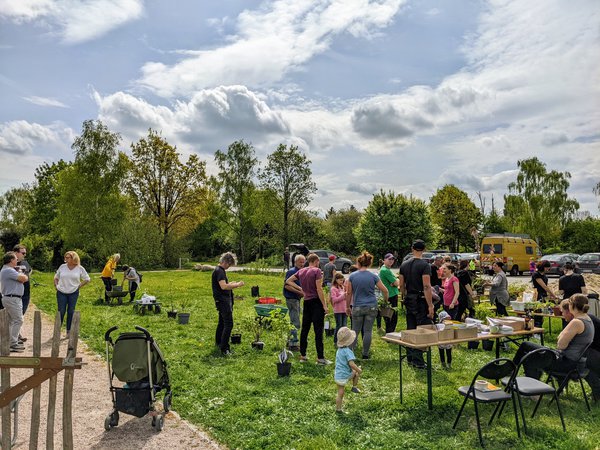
29,270,599,450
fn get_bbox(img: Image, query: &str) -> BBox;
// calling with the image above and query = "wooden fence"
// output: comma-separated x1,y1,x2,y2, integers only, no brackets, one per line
0,309,83,449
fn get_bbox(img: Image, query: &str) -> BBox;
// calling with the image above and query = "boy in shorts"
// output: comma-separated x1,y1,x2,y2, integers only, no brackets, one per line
335,327,362,413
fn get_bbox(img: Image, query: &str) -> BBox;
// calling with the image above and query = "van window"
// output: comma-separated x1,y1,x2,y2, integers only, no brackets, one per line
483,244,502,254
525,246,533,255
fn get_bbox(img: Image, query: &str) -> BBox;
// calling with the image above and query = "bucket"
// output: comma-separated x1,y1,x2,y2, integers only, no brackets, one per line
177,312,190,324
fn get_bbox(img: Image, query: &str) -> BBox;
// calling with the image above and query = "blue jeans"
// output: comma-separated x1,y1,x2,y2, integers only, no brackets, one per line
57,289,79,332
333,312,347,345
351,305,378,357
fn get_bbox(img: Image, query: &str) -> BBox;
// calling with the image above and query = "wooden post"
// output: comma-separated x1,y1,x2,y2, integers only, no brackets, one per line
62,312,80,450
46,312,61,450
29,311,42,450
1,309,11,450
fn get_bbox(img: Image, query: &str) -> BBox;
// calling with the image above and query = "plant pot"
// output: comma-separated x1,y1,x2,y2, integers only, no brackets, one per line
177,312,190,324
467,341,480,350
379,306,395,319
231,333,242,344
482,339,494,351
325,329,335,337
252,341,264,350
276,362,291,377
167,310,178,319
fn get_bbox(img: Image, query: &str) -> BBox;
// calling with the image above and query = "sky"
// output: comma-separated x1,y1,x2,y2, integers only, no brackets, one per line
1,0,599,216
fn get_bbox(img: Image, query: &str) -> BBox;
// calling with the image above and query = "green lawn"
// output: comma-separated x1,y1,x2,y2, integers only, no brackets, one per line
30,271,598,449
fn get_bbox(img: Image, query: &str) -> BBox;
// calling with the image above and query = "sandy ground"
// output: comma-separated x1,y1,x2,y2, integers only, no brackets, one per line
5,305,223,450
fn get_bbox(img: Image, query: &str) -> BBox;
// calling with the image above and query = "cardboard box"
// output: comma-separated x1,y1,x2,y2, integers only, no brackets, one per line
496,317,525,331
401,328,438,345
418,325,454,341
454,327,478,340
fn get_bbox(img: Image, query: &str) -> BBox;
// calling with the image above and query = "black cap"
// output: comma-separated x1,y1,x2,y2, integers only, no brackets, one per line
412,240,426,251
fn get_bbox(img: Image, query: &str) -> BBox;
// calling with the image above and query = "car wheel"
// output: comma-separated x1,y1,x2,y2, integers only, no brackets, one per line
342,263,350,274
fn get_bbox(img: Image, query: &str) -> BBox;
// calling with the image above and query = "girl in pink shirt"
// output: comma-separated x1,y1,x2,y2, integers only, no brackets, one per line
330,273,347,345
441,264,460,319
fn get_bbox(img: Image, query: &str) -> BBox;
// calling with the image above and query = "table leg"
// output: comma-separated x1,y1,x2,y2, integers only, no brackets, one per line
496,337,500,359
426,347,432,410
399,345,403,403
540,332,544,346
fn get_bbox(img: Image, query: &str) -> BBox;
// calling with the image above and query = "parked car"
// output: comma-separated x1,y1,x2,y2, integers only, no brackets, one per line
540,253,580,276
577,253,600,274
288,244,353,274
459,253,481,271
402,252,436,264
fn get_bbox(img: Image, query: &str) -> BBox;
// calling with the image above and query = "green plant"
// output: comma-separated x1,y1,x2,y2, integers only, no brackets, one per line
268,309,294,363
508,283,527,300
474,304,491,322
242,315,263,343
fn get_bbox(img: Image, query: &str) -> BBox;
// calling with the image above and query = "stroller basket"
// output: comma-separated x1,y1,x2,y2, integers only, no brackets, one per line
115,387,152,418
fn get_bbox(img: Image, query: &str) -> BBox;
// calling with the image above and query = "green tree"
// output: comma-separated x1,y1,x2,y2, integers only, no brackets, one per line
355,191,433,259
504,157,579,247
0,186,32,234
429,185,481,252
561,218,600,254
259,144,317,249
250,188,283,260
288,209,327,249
29,160,70,236
127,129,208,266
55,120,128,264
214,140,258,263
323,206,361,255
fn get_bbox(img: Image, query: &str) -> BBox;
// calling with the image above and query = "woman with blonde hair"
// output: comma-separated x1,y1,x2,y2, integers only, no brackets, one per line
54,251,90,337
101,253,120,303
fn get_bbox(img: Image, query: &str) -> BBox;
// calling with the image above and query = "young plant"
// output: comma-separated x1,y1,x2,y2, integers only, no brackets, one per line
269,309,294,363
242,315,263,343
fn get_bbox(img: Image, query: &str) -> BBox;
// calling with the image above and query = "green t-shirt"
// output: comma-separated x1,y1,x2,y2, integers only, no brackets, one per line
379,265,399,297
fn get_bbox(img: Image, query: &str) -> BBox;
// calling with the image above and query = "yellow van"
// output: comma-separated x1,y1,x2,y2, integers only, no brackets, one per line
480,234,541,276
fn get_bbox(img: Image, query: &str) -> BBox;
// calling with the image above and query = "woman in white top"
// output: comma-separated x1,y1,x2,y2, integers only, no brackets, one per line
54,251,90,336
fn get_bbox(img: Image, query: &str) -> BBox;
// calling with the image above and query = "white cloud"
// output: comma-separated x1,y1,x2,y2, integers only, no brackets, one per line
0,120,73,154
138,0,405,97
23,95,68,108
0,0,144,44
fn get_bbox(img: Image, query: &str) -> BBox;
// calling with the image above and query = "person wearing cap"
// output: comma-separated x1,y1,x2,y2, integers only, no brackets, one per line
1,252,29,352
398,239,434,369
379,253,400,333
334,326,362,413
323,255,337,288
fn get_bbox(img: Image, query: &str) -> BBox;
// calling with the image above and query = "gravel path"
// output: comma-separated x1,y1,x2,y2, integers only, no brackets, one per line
6,305,223,450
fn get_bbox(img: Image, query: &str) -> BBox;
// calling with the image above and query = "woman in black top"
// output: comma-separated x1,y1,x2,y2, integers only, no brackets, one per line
532,261,557,327
455,259,476,321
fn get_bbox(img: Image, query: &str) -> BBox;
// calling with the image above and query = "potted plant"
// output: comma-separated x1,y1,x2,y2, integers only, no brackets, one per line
324,313,335,337
167,298,178,319
231,328,242,344
269,309,294,376
243,315,264,350
177,297,191,324
378,297,395,320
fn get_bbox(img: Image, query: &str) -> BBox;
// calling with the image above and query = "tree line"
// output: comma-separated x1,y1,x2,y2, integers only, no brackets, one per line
0,119,598,270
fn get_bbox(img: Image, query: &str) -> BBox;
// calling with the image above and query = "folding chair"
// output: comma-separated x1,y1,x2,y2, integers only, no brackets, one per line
546,343,592,411
497,347,565,433
453,358,519,447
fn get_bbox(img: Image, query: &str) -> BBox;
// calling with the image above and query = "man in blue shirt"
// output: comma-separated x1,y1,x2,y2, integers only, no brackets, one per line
283,254,305,347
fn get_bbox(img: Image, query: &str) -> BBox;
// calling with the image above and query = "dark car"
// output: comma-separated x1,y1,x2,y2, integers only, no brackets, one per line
541,253,580,276
288,244,352,274
577,253,600,274
402,252,436,264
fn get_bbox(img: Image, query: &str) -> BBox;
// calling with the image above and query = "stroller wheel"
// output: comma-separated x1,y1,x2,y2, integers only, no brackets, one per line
105,411,119,431
153,414,164,431
163,392,172,412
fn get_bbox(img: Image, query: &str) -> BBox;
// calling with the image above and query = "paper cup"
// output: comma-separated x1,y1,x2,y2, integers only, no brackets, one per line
475,380,488,391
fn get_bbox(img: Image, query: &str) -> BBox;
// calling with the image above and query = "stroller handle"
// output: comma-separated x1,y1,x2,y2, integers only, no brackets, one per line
135,325,152,341
104,326,118,342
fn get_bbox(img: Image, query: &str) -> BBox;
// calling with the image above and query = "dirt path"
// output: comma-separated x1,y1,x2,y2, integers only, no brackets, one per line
7,305,223,450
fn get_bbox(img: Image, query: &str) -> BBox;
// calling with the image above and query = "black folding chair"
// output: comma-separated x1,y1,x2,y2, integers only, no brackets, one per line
453,358,520,447
546,343,592,411
497,347,565,433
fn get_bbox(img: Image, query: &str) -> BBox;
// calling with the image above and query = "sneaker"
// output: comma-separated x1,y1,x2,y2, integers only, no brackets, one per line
10,346,25,353
316,358,332,365
335,409,348,415
351,386,361,394
447,363,452,370
441,362,447,369
18,334,27,342
299,355,308,363
11,343,25,350
361,355,370,360
409,360,427,370
221,350,233,357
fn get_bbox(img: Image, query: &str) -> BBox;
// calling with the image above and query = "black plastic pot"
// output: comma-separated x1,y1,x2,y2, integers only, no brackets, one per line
177,312,190,324
252,341,264,350
467,341,480,350
277,362,291,377
482,339,494,351
167,310,178,319
325,329,335,337
231,333,242,344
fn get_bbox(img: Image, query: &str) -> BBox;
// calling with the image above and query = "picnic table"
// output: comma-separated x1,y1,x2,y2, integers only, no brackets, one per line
381,327,545,410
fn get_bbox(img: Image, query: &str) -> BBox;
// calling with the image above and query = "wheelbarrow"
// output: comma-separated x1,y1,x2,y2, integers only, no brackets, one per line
253,304,288,326
106,286,130,306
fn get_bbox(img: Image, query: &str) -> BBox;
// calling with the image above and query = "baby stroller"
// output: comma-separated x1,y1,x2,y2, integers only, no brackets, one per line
104,325,172,431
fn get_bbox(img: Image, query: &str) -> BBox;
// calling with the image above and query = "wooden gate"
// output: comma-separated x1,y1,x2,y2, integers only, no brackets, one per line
0,309,83,449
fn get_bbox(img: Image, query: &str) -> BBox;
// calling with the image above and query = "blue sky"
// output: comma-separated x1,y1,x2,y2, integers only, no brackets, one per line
1,0,599,215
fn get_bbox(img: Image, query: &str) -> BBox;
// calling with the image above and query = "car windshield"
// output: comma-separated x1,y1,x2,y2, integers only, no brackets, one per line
579,254,599,261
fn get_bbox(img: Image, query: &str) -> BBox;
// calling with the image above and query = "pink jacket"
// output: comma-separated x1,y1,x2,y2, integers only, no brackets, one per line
330,286,347,313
